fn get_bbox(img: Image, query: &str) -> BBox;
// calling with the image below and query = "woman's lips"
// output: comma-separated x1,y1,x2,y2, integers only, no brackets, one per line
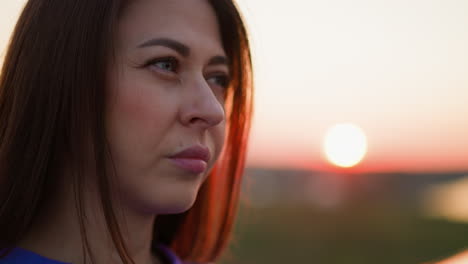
168,145,210,174
169,158,207,174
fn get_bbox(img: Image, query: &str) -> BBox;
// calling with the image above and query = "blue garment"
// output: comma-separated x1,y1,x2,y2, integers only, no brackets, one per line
0,245,182,264
0,248,70,264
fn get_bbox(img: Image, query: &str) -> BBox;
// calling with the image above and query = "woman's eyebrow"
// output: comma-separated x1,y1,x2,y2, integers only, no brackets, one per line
208,56,229,67
137,38,190,57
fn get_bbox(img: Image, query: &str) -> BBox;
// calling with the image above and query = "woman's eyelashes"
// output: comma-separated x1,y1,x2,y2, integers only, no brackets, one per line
206,73,231,89
142,56,231,89
145,56,179,74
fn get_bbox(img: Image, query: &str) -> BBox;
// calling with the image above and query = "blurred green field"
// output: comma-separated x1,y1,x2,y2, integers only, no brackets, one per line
220,202,468,264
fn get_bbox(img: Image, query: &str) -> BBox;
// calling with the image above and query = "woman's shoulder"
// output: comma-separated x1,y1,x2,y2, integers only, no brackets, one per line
1,246,207,264
0,247,70,264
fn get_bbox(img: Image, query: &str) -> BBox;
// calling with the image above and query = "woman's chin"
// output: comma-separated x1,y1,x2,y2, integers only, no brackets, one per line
157,197,198,215
135,189,200,215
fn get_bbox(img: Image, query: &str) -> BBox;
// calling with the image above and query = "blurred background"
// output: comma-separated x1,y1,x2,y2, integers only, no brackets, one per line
2,0,468,263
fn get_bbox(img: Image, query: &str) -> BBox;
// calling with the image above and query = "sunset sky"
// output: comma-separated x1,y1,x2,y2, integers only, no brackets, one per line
1,0,468,173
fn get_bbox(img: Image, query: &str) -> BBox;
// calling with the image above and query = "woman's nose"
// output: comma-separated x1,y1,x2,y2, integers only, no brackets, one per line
179,78,225,129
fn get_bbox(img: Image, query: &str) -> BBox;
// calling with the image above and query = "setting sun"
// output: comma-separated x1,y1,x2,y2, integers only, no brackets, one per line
324,123,367,168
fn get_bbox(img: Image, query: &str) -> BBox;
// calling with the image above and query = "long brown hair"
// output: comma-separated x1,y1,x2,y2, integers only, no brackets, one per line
0,0,253,263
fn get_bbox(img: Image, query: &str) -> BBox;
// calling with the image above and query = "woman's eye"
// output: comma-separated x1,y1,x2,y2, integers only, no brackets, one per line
207,74,231,89
147,57,179,73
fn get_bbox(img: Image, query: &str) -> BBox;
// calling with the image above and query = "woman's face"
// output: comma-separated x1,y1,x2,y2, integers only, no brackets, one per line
106,0,228,215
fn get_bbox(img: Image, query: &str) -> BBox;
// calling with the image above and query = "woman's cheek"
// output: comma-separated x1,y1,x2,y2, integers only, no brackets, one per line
108,82,175,157
117,80,172,127
212,122,227,162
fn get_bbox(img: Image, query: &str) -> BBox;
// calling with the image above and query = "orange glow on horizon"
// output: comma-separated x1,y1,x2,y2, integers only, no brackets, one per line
246,149,468,174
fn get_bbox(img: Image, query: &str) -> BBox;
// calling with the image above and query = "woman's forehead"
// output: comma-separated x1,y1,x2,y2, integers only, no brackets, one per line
117,0,224,53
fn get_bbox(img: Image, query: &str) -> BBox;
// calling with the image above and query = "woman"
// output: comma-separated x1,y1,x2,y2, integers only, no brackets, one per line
0,0,253,263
